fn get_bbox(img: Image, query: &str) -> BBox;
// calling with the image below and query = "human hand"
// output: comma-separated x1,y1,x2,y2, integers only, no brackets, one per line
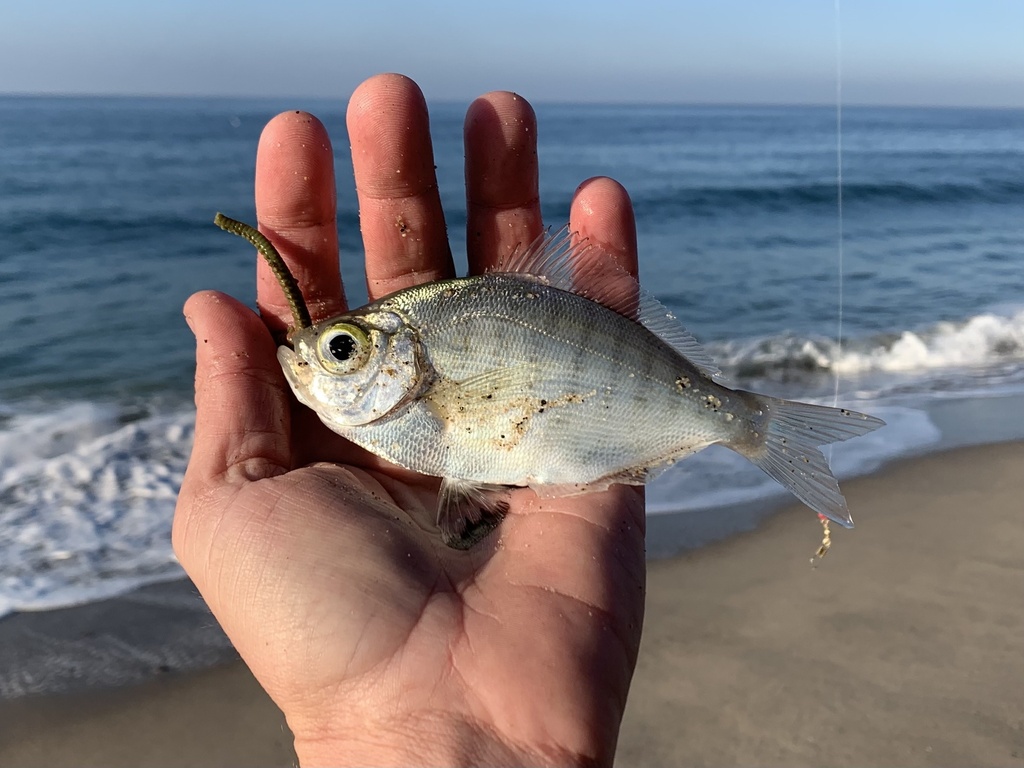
175,74,646,767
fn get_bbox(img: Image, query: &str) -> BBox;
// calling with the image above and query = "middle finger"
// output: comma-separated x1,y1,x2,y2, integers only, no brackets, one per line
347,74,455,301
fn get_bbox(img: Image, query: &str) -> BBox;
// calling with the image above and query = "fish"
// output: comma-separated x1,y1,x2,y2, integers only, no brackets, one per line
215,214,885,549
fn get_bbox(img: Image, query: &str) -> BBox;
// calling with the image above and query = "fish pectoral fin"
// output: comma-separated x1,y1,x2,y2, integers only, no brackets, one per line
425,364,544,429
450,363,543,400
437,478,511,550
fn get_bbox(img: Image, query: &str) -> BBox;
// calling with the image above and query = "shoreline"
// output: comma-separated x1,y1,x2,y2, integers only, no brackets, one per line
2,440,1023,765
3,390,1023,619
0,579,235,700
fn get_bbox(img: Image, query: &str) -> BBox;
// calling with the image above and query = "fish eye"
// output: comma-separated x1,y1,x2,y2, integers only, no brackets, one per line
328,333,357,361
317,322,370,373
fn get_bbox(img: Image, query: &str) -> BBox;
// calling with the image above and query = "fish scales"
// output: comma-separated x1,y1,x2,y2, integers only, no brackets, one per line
393,277,725,477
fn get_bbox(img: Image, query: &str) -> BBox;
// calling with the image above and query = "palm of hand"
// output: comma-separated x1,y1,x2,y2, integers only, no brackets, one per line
175,75,646,766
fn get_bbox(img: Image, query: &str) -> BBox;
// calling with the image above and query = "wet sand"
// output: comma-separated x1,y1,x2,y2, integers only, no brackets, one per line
2,442,1022,767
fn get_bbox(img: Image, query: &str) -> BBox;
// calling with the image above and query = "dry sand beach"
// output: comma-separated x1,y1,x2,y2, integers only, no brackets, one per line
1,441,1022,767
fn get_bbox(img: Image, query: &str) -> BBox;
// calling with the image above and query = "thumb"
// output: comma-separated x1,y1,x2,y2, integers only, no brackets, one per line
181,290,292,486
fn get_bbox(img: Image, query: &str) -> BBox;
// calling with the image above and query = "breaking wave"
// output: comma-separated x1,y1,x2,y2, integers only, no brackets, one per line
0,401,192,618
714,309,1024,394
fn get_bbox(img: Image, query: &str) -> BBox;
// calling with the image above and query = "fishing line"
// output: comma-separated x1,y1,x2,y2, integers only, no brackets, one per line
832,0,845,409
815,0,844,561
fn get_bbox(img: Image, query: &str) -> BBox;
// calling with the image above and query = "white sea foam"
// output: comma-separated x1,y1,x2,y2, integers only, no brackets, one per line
833,310,1024,374
0,402,193,618
710,309,1024,402
0,356,1004,616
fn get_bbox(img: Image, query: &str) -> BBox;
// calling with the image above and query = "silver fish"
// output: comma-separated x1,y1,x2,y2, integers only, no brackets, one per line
267,228,885,549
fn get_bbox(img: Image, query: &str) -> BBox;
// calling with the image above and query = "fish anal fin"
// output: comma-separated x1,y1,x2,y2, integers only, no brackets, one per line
438,478,510,549
530,467,650,500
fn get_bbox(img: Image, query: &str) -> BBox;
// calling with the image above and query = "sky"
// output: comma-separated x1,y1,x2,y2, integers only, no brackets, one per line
1,0,1022,107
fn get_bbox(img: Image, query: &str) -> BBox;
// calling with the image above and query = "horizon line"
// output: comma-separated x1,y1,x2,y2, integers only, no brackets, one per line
1,91,1022,112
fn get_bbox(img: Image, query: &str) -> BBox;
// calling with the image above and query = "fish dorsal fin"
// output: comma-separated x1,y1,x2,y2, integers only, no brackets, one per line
634,294,721,378
493,226,721,379
494,226,581,288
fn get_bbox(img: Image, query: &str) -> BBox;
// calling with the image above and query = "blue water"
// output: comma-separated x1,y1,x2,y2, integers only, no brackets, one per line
1,96,1023,614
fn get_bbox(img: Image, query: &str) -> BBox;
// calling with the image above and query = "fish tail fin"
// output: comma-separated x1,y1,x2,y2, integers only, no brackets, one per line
733,394,885,527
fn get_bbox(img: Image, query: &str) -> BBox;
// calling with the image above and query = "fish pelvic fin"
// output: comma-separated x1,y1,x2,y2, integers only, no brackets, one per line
734,396,885,528
437,478,510,549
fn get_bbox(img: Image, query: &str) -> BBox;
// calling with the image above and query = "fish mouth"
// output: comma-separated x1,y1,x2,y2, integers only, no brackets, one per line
276,346,315,406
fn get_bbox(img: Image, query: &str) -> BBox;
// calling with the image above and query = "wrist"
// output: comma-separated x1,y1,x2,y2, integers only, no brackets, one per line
291,710,607,768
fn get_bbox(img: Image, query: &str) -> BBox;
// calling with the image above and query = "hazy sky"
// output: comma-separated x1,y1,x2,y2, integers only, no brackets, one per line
2,1,1022,107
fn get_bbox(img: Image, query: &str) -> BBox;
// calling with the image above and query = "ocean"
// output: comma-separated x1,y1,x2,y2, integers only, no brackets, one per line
1,96,1023,620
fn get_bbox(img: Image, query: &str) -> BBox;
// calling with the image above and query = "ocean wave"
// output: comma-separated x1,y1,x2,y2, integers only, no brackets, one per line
5,207,366,256
713,309,1024,388
631,178,1024,216
5,210,204,239
834,312,1024,374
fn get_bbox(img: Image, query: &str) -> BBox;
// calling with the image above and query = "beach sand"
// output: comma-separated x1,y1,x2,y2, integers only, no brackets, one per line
618,440,1024,766
2,442,1022,766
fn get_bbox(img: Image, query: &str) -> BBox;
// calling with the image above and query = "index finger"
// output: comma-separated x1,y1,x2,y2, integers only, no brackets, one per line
255,111,343,335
